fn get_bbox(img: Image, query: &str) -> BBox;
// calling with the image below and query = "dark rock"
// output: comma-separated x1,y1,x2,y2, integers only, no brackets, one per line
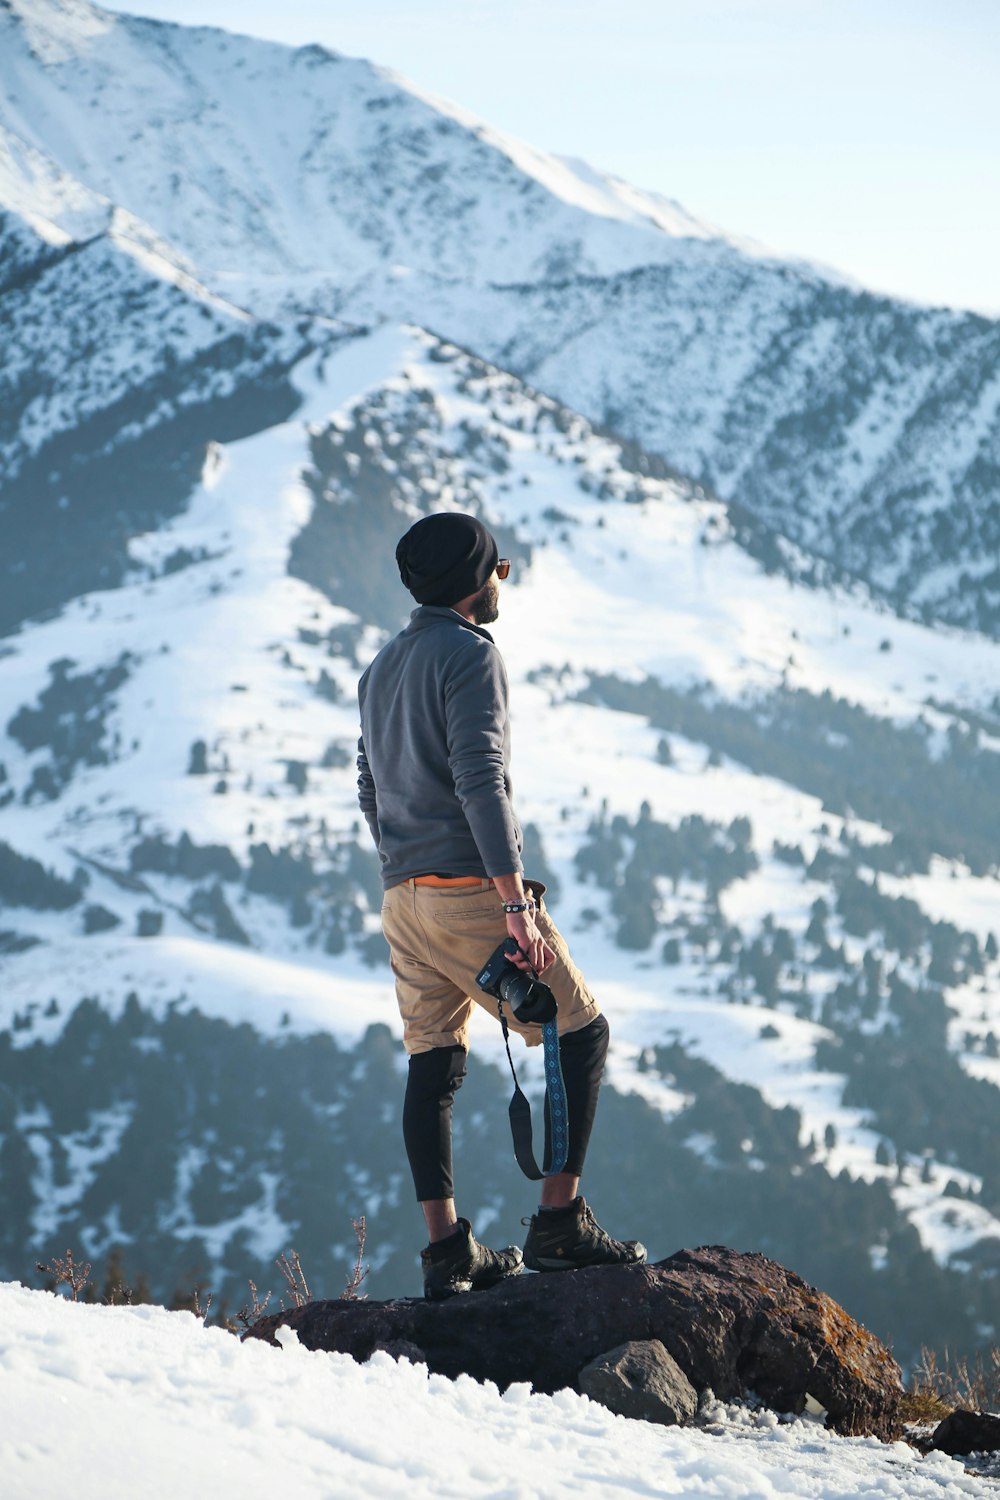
578,1338,697,1426
244,1245,903,1439
930,1408,1000,1456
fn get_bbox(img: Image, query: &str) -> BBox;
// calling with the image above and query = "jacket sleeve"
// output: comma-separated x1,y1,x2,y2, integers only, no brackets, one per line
356,736,381,850
443,643,523,877
357,670,381,851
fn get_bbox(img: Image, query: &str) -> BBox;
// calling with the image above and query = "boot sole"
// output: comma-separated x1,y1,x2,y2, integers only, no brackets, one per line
424,1262,523,1300
475,1262,523,1290
424,1279,473,1300
524,1253,647,1272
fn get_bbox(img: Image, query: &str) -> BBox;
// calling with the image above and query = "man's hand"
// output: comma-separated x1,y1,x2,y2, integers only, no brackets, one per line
492,872,554,974
505,909,555,975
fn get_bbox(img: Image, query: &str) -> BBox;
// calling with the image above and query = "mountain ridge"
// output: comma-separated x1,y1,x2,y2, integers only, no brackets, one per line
2,0,999,635
0,0,737,285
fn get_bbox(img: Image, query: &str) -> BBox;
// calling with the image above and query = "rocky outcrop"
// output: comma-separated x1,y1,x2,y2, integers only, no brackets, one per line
929,1409,1000,1457
244,1245,903,1440
577,1339,698,1427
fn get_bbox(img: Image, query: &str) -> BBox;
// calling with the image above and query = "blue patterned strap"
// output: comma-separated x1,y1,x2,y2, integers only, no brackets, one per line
498,1005,568,1179
542,1018,569,1174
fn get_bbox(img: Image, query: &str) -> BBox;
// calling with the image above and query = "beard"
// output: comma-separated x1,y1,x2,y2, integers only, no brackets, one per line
471,577,500,624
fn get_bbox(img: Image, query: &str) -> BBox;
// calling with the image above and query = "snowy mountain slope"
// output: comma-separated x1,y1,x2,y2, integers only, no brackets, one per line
7,1284,994,1500
0,0,732,290
379,265,1000,634
2,0,999,635
2,204,286,478
0,199,326,635
3,325,1000,1351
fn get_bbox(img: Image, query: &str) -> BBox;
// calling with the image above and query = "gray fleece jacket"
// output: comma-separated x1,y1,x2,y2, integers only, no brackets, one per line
356,606,523,888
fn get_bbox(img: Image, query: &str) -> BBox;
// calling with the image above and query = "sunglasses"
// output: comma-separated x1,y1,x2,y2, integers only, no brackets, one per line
497,558,511,580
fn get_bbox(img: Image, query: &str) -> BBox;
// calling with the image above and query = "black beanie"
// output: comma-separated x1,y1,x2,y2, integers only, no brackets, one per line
395,513,499,606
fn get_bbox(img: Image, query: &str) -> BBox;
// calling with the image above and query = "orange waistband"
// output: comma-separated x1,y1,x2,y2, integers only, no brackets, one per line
410,874,493,888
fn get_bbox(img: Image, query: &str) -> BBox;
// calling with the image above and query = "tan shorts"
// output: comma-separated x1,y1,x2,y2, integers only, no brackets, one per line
382,878,601,1055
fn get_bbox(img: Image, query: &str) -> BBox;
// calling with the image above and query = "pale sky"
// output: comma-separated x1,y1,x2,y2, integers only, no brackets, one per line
100,0,999,316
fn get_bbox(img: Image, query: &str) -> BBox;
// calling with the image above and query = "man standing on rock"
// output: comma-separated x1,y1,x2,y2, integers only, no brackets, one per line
357,511,645,1299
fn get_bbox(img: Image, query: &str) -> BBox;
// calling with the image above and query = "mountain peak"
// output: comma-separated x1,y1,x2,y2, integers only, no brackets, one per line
1,0,114,63
0,0,741,294
3,0,999,637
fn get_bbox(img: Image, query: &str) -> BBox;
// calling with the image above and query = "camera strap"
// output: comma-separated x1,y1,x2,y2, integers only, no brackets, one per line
497,1005,569,1179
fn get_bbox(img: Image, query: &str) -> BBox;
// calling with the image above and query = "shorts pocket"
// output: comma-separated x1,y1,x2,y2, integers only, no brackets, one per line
435,902,502,923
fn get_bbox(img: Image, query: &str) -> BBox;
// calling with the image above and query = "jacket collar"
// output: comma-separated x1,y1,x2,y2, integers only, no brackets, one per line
407,605,495,643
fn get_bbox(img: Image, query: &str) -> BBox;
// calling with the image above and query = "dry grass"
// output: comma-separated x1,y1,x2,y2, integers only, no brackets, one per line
903,1344,1000,1424
38,1216,371,1338
234,1212,372,1331
276,1249,311,1309
235,1278,272,1333
341,1215,370,1302
36,1248,93,1301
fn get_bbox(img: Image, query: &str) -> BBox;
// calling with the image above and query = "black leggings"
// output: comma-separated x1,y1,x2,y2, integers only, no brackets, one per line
402,1014,610,1202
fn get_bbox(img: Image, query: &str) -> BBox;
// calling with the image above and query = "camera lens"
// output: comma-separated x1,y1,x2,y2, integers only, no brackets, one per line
500,971,557,1024
498,970,535,1008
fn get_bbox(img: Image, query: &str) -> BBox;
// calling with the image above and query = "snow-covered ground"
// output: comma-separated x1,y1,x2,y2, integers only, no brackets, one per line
2,1281,994,1500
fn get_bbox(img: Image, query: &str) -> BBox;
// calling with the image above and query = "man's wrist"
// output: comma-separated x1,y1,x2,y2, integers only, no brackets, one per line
492,872,526,903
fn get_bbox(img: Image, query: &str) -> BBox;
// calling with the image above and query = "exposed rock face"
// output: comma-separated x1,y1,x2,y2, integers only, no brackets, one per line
245,1245,903,1440
578,1339,698,1426
930,1409,1000,1457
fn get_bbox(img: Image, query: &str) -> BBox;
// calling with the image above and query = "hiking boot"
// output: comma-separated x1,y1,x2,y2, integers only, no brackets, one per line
421,1218,523,1301
521,1197,646,1272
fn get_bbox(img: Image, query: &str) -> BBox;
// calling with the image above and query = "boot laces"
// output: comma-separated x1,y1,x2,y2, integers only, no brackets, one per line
479,1242,515,1271
581,1202,612,1248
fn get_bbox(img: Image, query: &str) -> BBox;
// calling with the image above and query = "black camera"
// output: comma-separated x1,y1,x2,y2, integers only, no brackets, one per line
476,941,557,1025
